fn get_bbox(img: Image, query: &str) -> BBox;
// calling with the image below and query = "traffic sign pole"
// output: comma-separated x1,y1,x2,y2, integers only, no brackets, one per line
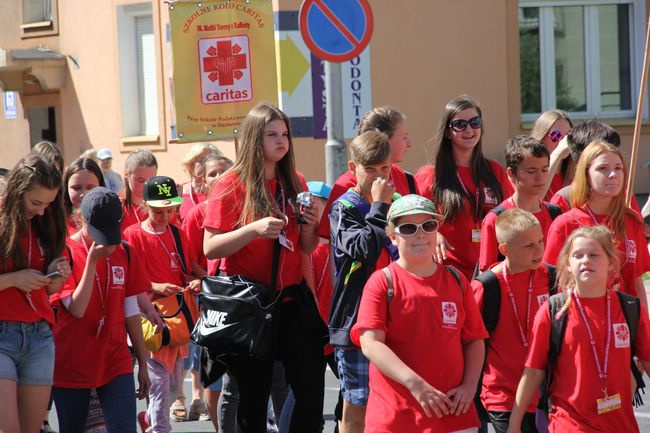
325,61,347,185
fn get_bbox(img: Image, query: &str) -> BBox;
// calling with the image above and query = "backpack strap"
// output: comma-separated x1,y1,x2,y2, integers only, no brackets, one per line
383,267,394,305
616,291,640,350
405,171,417,195
558,185,572,204
538,292,569,413
544,202,563,220
544,263,558,296
169,224,188,275
488,204,508,217
475,270,501,334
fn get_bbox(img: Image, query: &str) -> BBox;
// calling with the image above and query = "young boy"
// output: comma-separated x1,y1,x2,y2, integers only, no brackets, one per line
328,130,396,433
352,194,487,432
478,135,560,272
472,209,553,433
123,176,201,433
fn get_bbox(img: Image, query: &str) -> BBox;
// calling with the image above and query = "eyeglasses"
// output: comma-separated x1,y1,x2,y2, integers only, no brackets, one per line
448,116,482,132
549,130,564,143
394,219,439,236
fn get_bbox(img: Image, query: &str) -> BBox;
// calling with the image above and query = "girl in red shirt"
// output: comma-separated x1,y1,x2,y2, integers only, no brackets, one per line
204,103,325,433
543,140,649,309
63,158,105,236
120,149,158,233
178,143,222,223
415,96,513,278
0,154,71,433
508,226,650,433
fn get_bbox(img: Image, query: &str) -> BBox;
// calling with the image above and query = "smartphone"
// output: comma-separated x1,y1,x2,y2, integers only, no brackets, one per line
45,271,63,279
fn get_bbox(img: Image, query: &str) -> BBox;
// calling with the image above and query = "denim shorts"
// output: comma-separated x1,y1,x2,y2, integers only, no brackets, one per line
334,346,369,406
0,320,55,385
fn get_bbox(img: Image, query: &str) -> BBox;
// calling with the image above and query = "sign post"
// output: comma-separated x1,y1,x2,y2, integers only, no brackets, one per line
299,0,373,184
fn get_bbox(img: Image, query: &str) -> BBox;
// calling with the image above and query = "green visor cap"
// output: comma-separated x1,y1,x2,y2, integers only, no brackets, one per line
387,194,442,223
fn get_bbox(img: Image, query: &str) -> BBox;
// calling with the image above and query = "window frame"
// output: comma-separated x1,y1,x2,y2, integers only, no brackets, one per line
20,0,59,38
520,0,647,122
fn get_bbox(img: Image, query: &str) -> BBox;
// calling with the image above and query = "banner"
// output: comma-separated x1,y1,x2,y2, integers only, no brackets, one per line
169,0,277,142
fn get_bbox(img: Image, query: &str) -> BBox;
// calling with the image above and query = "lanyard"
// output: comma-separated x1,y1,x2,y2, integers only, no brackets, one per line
80,235,111,337
315,253,330,294
456,171,481,226
24,225,37,311
574,290,612,396
148,222,183,273
131,204,143,224
502,266,534,347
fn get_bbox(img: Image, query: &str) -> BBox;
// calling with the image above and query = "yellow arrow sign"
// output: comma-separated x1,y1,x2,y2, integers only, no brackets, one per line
276,35,310,96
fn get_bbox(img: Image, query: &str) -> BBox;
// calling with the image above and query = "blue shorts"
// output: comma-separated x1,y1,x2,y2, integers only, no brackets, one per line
184,342,222,391
334,346,369,406
0,321,55,385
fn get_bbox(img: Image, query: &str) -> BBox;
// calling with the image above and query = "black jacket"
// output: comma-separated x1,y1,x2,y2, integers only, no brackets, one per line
328,197,390,347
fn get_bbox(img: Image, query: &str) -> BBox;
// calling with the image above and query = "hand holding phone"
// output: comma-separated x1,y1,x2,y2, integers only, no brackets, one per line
45,271,63,280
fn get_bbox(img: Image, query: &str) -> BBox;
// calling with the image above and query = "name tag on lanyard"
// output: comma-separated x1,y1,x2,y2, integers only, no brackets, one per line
597,393,621,415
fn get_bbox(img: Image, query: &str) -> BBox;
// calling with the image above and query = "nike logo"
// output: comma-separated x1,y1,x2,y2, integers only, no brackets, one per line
200,322,236,335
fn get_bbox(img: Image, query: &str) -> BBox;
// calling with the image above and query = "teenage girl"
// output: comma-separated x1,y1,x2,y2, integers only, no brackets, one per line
203,103,325,433
543,140,650,309
0,154,71,433
63,158,106,235
415,96,513,279
178,143,220,222
121,149,158,233
507,226,650,433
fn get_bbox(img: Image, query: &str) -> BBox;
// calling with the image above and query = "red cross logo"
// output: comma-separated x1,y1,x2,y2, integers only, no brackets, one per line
202,40,247,86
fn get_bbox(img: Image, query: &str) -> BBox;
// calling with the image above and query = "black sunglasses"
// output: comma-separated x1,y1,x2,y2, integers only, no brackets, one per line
394,219,439,236
448,116,482,132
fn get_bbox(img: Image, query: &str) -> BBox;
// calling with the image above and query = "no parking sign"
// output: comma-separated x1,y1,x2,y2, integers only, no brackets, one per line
299,0,373,63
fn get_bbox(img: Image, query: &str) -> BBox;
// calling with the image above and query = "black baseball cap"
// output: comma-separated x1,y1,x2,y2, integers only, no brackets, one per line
80,187,123,246
143,176,183,207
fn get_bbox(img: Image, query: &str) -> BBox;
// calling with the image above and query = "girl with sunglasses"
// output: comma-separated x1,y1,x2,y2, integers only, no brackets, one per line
415,96,512,279
352,194,487,433
529,110,573,200
543,140,650,309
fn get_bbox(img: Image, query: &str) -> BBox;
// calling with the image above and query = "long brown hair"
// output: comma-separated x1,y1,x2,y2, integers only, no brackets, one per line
224,103,302,225
123,149,157,207
0,154,67,272
529,109,573,183
431,96,504,222
63,157,106,216
570,140,637,240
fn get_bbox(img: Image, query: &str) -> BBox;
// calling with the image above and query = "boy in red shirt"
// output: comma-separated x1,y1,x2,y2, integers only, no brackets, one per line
479,136,559,272
352,194,487,433
472,209,551,432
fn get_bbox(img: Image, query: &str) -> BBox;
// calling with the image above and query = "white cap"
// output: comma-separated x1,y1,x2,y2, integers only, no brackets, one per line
97,148,112,160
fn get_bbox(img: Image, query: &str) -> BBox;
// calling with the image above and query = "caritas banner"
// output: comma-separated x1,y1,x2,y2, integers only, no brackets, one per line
169,0,277,142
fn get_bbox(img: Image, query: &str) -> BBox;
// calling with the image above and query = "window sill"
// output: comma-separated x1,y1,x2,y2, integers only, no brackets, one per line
521,118,650,130
119,135,167,152
20,20,57,38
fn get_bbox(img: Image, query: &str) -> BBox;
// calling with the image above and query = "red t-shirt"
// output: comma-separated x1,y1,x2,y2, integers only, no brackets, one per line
0,225,56,324
526,294,650,433
203,173,307,289
53,239,150,388
183,202,207,272
316,164,417,239
415,161,514,279
311,242,333,324
123,223,192,290
472,264,552,412
543,208,650,296
351,262,488,433
120,200,148,234
545,173,566,202
478,197,555,272
178,183,207,224
66,215,82,237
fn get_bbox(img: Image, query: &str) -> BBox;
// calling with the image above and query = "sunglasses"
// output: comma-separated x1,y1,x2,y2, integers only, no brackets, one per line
549,130,563,143
394,219,439,236
448,116,482,132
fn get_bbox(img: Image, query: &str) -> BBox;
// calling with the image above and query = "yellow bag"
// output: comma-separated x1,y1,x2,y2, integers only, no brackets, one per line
141,290,199,352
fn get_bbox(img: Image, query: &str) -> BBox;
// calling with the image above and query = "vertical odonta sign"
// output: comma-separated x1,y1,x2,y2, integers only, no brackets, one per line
169,0,277,142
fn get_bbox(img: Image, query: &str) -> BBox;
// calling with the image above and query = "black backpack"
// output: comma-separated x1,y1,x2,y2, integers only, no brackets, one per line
540,291,644,414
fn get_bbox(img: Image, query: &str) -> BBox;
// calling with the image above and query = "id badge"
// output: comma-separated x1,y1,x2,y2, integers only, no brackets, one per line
472,228,481,243
279,232,294,252
596,393,621,415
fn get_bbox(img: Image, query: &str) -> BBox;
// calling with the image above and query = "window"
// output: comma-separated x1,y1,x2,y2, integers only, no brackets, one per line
21,0,58,36
519,0,645,120
117,4,160,138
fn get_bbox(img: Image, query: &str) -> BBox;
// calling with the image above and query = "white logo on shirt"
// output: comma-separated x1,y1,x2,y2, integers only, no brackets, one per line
625,239,637,262
170,252,181,270
614,323,630,348
112,266,125,286
537,294,549,306
442,302,458,326
484,187,497,205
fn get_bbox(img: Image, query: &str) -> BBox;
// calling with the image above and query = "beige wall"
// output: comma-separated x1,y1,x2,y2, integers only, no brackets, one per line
1,0,649,193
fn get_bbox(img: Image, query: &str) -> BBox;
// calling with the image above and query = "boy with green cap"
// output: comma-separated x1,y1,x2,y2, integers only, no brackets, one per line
351,194,487,433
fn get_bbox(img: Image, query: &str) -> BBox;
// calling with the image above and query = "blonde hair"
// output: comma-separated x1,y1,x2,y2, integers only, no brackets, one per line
495,208,540,245
181,143,221,179
570,140,637,240
529,109,573,142
350,131,391,166
555,226,620,317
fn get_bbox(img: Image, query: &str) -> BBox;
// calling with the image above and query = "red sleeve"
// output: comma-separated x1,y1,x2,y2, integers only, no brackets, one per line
316,171,355,239
634,305,650,362
460,273,489,341
414,165,435,200
550,193,570,213
125,245,151,296
525,304,552,370
204,174,241,232
543,215,572,266
471,279,485,312
178,226,193,275
183,206,204,265
58,243,83,300
350,269,390,346
479,211,499,271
